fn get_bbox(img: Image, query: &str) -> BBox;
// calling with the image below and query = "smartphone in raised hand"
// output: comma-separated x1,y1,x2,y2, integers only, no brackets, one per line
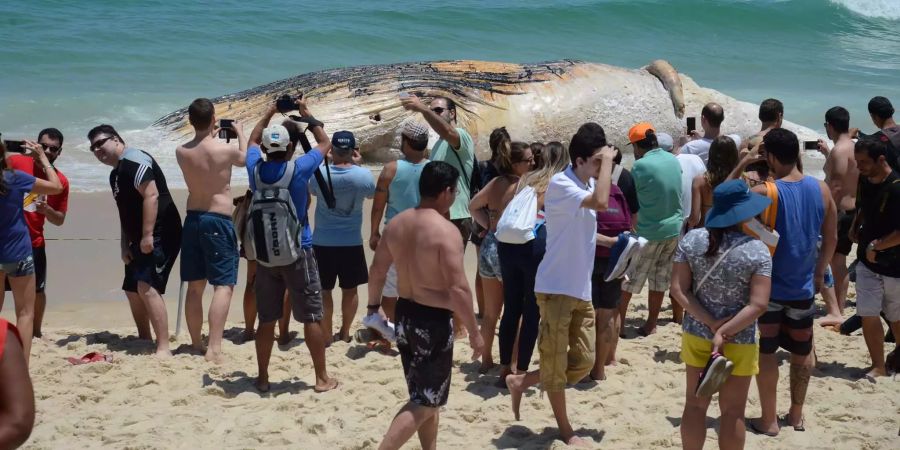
218,119,237,141
686,117,696,134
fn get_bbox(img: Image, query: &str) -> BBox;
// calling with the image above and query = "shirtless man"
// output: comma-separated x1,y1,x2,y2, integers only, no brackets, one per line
175,98,247,363
741,99,784,183
367,161,483,450
817,106,858,326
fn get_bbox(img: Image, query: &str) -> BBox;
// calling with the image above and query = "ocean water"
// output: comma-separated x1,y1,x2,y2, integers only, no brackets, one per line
1,0,898,191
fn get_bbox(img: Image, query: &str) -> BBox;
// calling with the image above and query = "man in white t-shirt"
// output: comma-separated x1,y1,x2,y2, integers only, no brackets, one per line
660,132,706,227
680,103,724,165
506,123,616,447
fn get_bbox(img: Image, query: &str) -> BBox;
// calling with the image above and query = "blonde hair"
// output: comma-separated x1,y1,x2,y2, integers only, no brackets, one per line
522,141,568,194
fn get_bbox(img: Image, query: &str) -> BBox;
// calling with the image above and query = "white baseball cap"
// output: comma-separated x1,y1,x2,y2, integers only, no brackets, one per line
262,124,291,152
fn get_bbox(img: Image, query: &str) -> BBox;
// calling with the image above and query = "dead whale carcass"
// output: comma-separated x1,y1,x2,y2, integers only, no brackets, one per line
153,59,819,161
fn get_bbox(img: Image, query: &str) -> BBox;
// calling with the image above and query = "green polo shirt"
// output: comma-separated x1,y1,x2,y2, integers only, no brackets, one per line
632,148,683,241
430,127,474,220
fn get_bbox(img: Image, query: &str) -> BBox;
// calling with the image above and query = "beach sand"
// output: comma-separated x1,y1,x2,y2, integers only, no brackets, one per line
2,188,898,449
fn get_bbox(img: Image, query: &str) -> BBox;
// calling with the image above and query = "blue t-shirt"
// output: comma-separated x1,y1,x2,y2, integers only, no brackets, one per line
246,145,324,249
0,170,37,263
309,164,375,246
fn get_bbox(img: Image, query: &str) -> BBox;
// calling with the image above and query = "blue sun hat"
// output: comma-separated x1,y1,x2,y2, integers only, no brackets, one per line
705,179,772,228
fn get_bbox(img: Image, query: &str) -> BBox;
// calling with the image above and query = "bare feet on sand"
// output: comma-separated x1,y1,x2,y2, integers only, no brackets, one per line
155,349,173,358
864,367,887,381
479,360,496,374
586,370,606,382
205,350,224,365
314,377,340,393
637,325,657,337
562,435,592,448
817,314,844,328
748,417,779,437
256,377,270,393
241,329,255,343
277,331,297,346
506,374,525,420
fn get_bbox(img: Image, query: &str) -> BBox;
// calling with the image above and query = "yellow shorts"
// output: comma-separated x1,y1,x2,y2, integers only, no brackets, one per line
536,293,596,392
680,332,759,377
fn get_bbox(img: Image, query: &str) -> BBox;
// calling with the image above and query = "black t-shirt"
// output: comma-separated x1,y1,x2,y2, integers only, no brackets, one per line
857,171,900,277
615,166,641,215
859,130,900,174
109,148,181,244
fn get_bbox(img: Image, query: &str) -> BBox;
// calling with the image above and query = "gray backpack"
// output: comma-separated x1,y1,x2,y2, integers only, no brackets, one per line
246,163,301,267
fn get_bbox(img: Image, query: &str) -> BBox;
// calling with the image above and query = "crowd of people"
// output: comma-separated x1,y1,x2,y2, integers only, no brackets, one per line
1,92,899,449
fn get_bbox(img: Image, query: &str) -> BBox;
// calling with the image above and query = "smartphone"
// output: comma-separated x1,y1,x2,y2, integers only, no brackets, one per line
3,140,26,153
804,140,818,150
686,117,696,133
218,119,237,141
399,92,411,99
276,95,295,114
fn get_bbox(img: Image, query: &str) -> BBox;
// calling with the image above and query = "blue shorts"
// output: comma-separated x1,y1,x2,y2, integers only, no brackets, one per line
180,211,239,286
1,254,35,278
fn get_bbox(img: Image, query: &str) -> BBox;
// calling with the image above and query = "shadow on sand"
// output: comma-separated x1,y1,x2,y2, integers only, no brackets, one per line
492,425,604,449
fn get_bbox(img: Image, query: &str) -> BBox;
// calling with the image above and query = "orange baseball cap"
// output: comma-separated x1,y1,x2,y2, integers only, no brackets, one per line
628,122,656,144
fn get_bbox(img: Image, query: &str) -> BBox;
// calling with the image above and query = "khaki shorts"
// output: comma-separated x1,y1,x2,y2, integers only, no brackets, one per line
623,237,678,294
536,293,595,392
855,263,900,322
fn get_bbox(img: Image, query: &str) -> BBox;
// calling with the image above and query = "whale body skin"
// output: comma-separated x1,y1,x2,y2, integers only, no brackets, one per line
154,59,818,162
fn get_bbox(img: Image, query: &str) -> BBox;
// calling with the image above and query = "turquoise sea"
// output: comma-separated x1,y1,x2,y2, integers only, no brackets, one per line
1,0,898,190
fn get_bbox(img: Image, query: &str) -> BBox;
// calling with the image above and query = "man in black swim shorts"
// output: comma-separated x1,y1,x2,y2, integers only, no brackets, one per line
366,161,483,449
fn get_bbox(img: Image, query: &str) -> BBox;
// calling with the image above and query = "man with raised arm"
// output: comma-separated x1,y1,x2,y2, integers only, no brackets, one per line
175,98,247,363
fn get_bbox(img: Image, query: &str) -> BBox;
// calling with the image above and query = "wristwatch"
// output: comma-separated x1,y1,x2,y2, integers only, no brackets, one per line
867,241,878,252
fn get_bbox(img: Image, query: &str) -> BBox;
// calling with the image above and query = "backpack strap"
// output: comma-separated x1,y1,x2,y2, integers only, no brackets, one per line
449,144,472,190
762,181,779,229
256,162,295,191
612,164,623,185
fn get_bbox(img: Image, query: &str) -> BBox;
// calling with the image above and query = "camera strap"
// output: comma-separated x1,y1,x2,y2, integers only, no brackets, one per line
296,131,337,209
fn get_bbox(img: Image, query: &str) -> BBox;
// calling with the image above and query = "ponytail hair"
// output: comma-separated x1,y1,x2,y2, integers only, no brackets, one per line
495,141,529,175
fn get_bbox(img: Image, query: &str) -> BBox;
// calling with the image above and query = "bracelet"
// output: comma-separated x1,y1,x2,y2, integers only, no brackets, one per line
366,303,381,310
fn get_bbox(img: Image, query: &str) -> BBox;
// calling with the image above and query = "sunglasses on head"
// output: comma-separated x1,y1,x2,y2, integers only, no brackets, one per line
90,136,114,152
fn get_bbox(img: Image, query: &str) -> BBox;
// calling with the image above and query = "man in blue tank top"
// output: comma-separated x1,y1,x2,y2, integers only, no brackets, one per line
743,128,837,436
368,120,430,321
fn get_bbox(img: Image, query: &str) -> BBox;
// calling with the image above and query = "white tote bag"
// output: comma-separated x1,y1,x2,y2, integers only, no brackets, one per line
495,183,538,244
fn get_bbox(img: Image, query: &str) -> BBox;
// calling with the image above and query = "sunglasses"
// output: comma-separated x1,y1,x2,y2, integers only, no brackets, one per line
515,156,535,164
90,136,114,152
40,143,61,152
431,107,446,115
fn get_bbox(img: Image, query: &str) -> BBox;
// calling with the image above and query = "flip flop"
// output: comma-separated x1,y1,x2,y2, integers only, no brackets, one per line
780,414,805,432
747,419,779,437
66,352,112,365
696,352,734,397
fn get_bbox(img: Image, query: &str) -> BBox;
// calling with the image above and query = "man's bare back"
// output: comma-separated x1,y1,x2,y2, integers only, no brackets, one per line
384,208,466,309
176,133,246,215
823,136,858,211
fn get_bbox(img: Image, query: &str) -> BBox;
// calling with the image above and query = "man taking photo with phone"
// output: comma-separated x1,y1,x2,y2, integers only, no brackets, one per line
5,128,70,339
175,98,247,364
